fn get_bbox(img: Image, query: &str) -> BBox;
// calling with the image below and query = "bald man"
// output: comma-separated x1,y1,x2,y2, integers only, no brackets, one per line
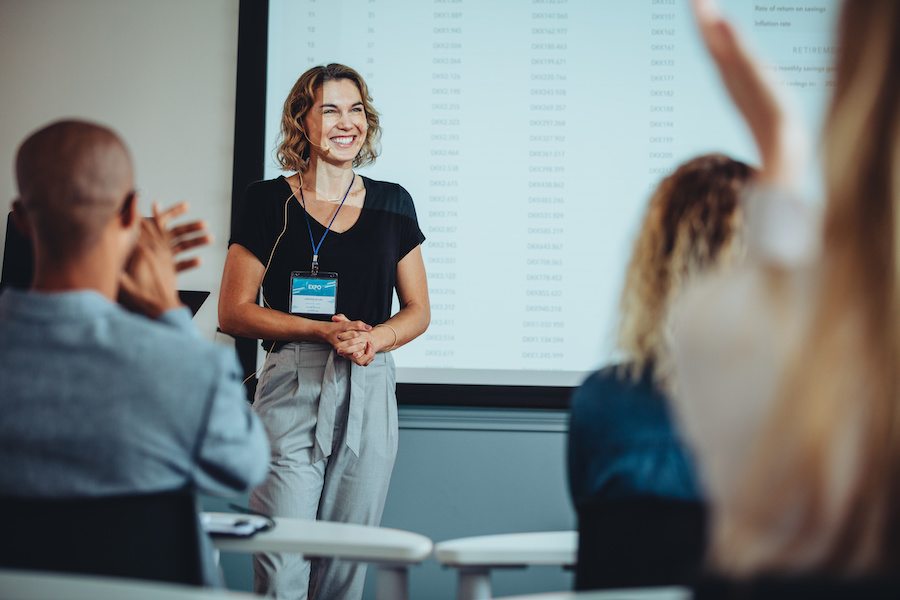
0,120,269,585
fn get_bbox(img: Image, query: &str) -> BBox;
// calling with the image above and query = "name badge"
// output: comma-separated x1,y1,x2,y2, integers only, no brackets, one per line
289,271,338,316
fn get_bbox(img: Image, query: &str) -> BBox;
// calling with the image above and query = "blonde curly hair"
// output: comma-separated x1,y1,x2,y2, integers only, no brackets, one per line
276,63,382,173
618,153,755,388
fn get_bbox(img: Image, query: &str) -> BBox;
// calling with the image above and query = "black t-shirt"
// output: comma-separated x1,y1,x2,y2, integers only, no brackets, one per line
230,176,425,348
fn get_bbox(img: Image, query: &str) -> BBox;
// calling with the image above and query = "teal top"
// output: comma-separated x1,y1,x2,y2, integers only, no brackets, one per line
567,363,701,508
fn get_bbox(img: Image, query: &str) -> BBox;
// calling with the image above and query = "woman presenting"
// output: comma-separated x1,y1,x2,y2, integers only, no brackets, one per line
219,63,429,600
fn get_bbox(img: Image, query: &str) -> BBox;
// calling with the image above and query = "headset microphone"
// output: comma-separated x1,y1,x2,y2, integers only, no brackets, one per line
306,137,331,156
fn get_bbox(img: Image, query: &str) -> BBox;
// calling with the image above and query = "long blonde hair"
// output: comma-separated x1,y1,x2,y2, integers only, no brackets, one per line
714,0,900,575
618,153,753,388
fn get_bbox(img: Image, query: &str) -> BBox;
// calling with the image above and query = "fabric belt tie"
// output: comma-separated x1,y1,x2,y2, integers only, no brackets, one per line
313,349,366,462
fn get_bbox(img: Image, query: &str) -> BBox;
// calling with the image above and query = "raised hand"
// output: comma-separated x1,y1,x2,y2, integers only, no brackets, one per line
691,0,807,188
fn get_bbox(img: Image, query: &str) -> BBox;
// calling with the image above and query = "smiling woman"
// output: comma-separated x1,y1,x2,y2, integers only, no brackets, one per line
217,63,430,600
275,64,381,181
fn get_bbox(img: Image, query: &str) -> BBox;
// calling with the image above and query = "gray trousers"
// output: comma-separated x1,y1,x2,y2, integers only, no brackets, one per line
250,342,399,600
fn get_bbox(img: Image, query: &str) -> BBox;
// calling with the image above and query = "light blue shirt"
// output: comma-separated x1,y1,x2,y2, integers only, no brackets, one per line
0,288,270,584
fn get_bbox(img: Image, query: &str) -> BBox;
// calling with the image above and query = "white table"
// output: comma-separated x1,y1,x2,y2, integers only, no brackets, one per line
0,568,254,600
494,586,691,600
209,514,433,600
435,531,578,600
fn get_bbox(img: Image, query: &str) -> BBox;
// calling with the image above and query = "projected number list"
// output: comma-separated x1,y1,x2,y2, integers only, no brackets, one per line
267,0,839,384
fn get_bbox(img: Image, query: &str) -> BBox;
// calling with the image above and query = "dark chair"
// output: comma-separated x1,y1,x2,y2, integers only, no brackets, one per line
1,211,34,293
575,496,708,591
0,488,205,586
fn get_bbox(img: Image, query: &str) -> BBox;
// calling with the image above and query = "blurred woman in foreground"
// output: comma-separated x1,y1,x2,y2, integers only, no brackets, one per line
673,0,900,576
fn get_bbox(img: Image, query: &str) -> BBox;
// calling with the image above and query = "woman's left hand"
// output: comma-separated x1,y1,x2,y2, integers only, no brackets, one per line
333,314,378,366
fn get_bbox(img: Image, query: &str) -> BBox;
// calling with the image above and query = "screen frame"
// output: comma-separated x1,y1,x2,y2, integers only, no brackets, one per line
231,0,573,409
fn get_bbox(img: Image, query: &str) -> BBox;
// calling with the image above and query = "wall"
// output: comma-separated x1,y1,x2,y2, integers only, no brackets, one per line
0,0,240,340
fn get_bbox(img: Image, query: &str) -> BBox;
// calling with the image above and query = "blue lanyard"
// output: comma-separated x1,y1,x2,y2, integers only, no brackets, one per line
298,173,355,275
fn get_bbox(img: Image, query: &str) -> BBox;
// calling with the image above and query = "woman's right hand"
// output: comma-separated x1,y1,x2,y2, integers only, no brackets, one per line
691,0,807,188
324,314,374,363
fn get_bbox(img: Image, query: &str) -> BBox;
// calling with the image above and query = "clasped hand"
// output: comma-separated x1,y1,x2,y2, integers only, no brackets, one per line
329,314,377,366
119,201,212,318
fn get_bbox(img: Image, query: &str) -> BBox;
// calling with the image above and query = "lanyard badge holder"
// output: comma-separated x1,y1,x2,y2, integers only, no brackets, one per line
289,174,355,317
290,270,337,315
